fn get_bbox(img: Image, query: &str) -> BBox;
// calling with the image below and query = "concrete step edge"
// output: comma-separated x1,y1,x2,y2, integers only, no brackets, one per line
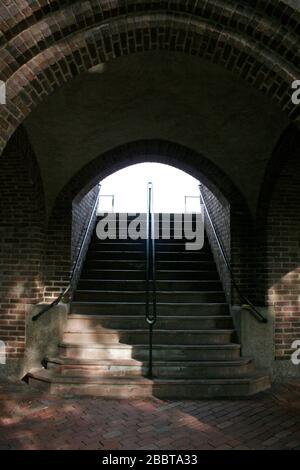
27,369,270,385
64,329,235,334
67,314,231,319
59,342,241,349
47,357,252,367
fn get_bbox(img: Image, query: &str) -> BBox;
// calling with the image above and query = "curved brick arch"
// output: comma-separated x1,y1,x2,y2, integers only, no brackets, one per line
1,1,299,77
1,10,300,152
46,139,254,306
56,140,246,211
1,0,300,49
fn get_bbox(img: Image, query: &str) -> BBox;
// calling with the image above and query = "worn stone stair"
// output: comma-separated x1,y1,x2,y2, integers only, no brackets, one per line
28,213,270,397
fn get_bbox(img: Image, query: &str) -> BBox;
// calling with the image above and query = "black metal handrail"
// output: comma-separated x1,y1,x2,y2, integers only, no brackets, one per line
145,182,157,378
32,188,101,322
199,183,267,324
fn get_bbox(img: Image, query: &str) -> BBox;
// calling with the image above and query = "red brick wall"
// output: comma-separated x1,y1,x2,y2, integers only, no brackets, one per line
201,185,256,306
264,128,300,359
1,125,299,365
201,185,231,302
0,126,46,359
71,186,100,291
42,200,72,302
72,186,99,265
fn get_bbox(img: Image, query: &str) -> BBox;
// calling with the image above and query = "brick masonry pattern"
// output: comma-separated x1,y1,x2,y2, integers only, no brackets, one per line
0,382,300,449
0,2,300,362
0,1,300,152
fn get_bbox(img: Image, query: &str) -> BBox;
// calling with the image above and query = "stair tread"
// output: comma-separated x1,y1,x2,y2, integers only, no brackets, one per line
82,269,218,273
75,290,223,294
64,328,234,333
78,279,220,283
68,314,231,319
88,251,211,255
71,301,228,305
59,342,240,349
47,357,252,366
28,369,269,385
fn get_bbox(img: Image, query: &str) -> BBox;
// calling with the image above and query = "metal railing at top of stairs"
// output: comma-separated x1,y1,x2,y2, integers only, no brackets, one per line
198,183,267,324
145,182,157,378
32,187,101,322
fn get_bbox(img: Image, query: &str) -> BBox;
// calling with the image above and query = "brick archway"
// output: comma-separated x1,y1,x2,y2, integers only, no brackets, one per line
45,139,254,310
1,1,300,152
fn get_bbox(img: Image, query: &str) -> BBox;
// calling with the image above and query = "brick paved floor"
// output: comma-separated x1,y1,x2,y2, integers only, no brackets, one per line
0,382,300,450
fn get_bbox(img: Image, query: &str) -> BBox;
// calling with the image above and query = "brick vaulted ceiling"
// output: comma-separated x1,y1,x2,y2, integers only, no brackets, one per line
0,0,300,154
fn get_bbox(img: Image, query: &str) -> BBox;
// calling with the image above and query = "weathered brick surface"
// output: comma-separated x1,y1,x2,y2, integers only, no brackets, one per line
0,382,299,450
263,127,300,359
71,185,100,289
72,186,99,266
0,1,300,152
201,185,231,302
1,2,300,363
0,127,100,358
0,126,45,358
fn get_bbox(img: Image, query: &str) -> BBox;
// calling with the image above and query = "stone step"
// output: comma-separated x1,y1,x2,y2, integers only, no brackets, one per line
89,242,211,253
80,269,220,281
83,260,216,270
73,290,226,303
62,329,234,345
27,369,271,398
67,314,233,331
70,301,230,316
58,342,241,361
76,279,223,291
46,357,254,379
90,242,145,251
86,251,214,261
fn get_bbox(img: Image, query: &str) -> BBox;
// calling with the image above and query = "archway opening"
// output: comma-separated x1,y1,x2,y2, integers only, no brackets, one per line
97,162,200,214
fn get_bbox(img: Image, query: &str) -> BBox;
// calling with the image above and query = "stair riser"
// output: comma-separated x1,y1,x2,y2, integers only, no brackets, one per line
89,243,211,253
91,236,207,244
90,243,145,252
50,363,254,379
58,347,241,361
91,238,208,245
80,270,220,281
76,280,222,291
86,252,213,261
73,292,226,303
71,303,230,316
84,260,216,270
27,378,271,398
63,331,233,345
67,317,233,331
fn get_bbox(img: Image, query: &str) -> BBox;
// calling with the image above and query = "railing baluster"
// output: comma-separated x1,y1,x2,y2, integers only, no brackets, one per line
145,182,156,378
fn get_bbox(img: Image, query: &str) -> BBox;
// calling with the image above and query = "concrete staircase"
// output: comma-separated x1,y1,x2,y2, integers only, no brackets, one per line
28,214,270,397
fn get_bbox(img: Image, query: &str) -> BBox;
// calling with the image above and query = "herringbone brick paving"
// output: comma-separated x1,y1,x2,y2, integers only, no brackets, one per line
0,382,300,450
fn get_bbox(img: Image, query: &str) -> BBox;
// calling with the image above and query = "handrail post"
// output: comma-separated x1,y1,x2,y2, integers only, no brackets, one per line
145,182,156,378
